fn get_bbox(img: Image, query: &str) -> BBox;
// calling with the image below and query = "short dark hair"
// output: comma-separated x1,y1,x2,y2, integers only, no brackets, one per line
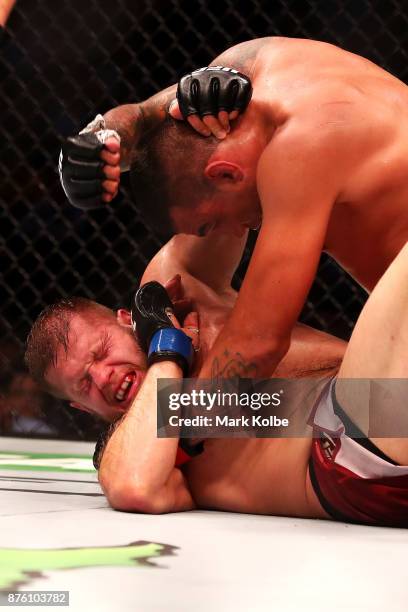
130,117,218,235
25,297,114,397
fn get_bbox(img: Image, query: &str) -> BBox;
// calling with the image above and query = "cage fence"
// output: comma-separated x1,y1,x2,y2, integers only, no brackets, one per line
1,0,407,439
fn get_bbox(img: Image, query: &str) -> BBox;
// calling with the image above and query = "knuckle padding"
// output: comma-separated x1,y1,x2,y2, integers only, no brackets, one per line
132,281,175,354
131,281,193,375
70,178,103,196
197,77,218,116
177,67,253,118
66,133,103,158
59,131,106,209
217,77,237,110
66,157,104,179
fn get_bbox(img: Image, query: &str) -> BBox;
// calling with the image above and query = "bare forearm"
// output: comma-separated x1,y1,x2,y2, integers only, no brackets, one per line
199,325,289,381
103,85,177,171
99,361,182,496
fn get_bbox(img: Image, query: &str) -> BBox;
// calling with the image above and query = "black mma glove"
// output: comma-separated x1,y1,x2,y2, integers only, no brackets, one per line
58,115,120,210
131,281,193,376
177,66,253,119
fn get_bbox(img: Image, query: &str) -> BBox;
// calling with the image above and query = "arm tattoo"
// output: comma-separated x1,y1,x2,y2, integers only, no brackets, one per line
210,349,259,383
102,38,267,170
103,85,177,170
139,86,176,133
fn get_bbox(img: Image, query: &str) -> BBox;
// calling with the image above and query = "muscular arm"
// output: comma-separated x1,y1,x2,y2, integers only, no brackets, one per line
141,230,247,293
98,232,246,513
103,85,176,171
101,39,269,172
98,361,195,513
198,127,343,379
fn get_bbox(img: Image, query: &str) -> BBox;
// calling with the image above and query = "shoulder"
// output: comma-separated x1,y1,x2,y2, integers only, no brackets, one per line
257,118,344,208
213,38,274,75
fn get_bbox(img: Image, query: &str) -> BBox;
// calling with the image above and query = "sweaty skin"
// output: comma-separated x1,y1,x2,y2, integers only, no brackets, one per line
169,37,408,381
55,37,408,516
43,230,408,517
71,233,343,517
136,234,343,517
42,232,345,517
101,37,408,381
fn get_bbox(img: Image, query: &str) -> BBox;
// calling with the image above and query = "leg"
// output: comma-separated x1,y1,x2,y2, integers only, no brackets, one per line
337,241,408,463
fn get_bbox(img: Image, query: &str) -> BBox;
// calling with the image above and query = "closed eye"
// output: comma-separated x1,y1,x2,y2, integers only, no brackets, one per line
94,332,112,361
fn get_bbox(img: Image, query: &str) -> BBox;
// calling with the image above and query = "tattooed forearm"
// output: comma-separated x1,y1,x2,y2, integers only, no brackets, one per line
100,38,267,171
139,85,177,133
103,104,144,171
210,349,259,383
103,85,177,171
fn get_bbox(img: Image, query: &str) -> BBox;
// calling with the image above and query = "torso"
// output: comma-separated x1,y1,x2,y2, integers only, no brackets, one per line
166,37,408,517
144,232,346,519
185,436,328,518
219,37,408,291
184,274,343,519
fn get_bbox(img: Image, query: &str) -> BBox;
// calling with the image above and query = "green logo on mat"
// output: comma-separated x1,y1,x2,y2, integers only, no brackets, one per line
0,452,94,473
0,541,177,590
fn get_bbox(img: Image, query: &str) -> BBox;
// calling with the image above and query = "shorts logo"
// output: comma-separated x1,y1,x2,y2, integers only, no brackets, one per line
321,432,336,460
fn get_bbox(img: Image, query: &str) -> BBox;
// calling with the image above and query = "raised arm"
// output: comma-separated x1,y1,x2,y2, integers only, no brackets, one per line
102,85,176,172
59,67,252,209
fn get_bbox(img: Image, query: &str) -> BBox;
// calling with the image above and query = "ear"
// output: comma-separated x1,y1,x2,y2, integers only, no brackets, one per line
204,161,244,186
69,401,93,415
116,308,132,327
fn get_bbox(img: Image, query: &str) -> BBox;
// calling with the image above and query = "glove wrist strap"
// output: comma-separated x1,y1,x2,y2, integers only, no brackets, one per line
79,113,121,145
148,328,193,376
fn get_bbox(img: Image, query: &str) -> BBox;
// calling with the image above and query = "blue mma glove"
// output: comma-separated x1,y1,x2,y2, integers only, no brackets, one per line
131,281,193,376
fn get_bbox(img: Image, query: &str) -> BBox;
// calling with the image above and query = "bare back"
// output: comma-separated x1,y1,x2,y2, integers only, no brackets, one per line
217,37,408,290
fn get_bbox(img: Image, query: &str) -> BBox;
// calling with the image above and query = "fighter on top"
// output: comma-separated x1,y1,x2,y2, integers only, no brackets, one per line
59,37,408,385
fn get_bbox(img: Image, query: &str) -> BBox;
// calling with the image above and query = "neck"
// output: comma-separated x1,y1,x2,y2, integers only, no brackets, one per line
209,101,274,171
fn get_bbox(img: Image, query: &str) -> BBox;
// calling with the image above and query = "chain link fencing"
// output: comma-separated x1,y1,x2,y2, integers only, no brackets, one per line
1,0,407,439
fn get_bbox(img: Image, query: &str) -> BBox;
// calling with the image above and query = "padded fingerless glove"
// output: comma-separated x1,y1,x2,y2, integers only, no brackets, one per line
131,281,193,376
177,66,253,118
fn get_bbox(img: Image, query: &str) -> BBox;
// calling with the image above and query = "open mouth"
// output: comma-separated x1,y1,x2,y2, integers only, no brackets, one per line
114,372,137,403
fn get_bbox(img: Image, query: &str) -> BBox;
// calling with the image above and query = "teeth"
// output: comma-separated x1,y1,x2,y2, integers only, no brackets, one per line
115,374,134,402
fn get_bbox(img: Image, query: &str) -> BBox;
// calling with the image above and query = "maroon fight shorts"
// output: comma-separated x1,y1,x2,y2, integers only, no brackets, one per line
309,379,408,527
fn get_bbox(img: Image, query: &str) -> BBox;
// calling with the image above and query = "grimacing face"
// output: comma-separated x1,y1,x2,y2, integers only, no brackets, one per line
45,310,147,422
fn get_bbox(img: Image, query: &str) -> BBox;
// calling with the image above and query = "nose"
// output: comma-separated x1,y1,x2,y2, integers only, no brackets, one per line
89,362,112,391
